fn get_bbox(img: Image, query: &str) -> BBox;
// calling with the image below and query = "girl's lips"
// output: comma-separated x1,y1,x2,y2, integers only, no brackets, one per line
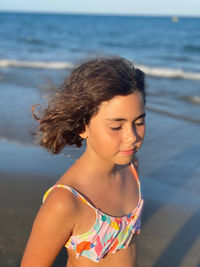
120,149,134,155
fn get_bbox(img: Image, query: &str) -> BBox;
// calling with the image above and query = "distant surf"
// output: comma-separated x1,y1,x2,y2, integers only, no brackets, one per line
0,59,75,70
136,64,200,80
181,95,200,106
1,59,200,80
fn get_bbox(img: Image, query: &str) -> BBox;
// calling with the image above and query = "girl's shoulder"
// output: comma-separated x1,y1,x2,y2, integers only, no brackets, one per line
42,184,79,222
42,164,85,215
42,170,82,224
21,179,79,266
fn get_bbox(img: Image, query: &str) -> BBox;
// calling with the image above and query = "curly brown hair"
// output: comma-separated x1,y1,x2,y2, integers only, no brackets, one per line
33,57,146,154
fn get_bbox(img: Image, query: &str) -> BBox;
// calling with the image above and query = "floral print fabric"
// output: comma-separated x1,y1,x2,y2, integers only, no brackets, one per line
43,164,143,262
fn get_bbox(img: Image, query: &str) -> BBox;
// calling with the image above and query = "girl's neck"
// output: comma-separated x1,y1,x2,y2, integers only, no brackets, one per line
77,149,127,182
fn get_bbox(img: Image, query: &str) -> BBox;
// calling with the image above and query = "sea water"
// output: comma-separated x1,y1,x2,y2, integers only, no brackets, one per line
0,12,199,194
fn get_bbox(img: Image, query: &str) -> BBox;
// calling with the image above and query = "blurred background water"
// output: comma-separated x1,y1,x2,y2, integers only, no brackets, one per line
0,12,200,193
0,11,200,267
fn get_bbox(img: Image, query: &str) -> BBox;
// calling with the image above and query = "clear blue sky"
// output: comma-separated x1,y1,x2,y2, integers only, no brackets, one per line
1,0,200,17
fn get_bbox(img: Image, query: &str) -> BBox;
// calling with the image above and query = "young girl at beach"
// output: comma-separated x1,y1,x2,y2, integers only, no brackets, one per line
21,57,146,267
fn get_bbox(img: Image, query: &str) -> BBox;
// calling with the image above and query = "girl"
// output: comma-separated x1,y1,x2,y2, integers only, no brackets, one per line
21,57,146,267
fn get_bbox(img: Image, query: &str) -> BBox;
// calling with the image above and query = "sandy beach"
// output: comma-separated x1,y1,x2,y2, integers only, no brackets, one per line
1,109,200,267
1,12,200,267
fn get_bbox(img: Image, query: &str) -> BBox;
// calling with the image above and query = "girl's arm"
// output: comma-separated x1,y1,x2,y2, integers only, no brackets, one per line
21,188,78,267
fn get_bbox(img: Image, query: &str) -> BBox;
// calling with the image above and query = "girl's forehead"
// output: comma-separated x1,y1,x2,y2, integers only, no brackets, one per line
96,92,145,119
101,92,143,110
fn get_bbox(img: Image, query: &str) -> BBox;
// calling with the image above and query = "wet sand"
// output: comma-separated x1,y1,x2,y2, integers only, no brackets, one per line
1,170,200,267
1,110,200,267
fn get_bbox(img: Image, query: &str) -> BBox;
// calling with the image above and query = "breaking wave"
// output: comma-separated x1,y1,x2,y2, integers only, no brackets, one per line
136,64,200,80
1,59,200,80
181,95,200,105
0,59,75,70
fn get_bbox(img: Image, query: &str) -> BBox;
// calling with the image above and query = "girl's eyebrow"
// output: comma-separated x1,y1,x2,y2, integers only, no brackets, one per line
107,112,146,122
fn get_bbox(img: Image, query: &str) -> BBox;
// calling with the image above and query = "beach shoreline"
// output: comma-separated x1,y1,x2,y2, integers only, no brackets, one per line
1,12,200,267
1,170,200,267
1,116,200,267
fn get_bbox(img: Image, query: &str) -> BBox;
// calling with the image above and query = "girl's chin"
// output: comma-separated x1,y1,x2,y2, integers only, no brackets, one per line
114,157,133,166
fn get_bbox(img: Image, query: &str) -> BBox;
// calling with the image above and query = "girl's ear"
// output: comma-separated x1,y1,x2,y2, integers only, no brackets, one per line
79,126,88,139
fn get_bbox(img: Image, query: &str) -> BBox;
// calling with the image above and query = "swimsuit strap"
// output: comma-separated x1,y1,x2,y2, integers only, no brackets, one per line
130,162,139,183
130,161,141,199
43,184,97,211
43,163,140,211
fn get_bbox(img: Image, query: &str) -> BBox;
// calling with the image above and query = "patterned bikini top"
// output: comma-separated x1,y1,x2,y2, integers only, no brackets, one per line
43,163,144,262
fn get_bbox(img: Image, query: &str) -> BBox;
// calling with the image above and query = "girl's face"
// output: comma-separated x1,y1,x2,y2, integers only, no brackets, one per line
82,92,146,165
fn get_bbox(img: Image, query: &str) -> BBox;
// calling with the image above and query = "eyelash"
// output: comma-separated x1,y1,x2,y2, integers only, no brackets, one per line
135,122,145,126
110,122,145,131
110,126,122,131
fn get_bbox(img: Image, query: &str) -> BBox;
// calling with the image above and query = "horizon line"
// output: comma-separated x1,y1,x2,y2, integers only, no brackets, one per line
0,9,200,18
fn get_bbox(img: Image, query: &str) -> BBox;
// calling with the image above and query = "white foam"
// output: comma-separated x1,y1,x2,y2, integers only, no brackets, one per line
1,59,200,81
136,64,200,80
0,59,75,70
187,95,200,105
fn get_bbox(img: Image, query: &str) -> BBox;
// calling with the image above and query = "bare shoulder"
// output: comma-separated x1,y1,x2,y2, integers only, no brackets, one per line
32,185,80,243
21,185,79,266
42,185,79,222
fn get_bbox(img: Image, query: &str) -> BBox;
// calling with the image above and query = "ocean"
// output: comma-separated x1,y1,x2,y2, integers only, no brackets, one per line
0,11,200,192
1,12,200,267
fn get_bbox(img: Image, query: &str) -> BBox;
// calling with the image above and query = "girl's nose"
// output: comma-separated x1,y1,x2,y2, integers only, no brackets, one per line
125,125,137,144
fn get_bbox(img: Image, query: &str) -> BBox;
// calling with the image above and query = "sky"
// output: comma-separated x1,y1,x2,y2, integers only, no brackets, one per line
0,0,200,17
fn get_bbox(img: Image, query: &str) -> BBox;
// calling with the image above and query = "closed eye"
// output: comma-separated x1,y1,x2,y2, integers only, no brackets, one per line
110,126,122,131
135,122,145,126
134,117,145,126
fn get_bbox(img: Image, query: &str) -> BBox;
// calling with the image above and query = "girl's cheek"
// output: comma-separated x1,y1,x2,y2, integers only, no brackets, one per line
138,125,146,138
100,129,122,143
107,129,122,137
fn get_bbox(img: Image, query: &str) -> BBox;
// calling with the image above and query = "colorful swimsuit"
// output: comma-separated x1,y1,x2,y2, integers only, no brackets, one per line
43,163,144,262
